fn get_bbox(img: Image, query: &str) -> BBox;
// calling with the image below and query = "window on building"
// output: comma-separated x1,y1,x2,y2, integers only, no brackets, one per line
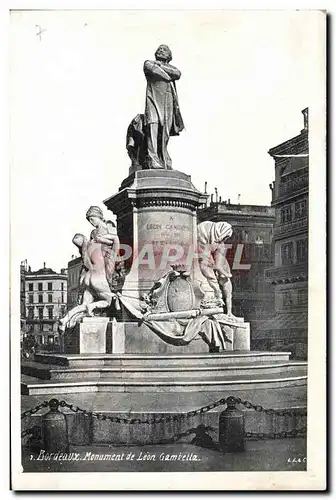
61,306,66,316
61,292,64,303
240,274,251,291
39,323,44,331
48,282,52,291
297,239,308,263
234,274,241,290
38,283,43,291
234,303,243,317
254,272,263,292
28,283,33,291
38,294,43,303
48,294,53,303
38,307,44,320
29,294,33,304
263,244,271,259
254,244,264,259
295,199,308,219
297,289,308,305
61,282,64,291
280,206,293,224
283,292,293,309
47,306,53,320
28,307,34,319
281,242,294,265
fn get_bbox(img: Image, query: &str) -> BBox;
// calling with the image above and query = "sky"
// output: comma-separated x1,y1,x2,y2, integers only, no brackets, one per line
9,9,323,272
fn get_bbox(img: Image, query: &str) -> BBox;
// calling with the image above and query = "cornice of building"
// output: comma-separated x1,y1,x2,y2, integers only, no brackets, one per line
268,130,308,157
198,203,275,221
25,274,68,281
67,257,82,267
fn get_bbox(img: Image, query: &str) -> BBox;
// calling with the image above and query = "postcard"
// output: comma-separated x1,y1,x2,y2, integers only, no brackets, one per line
10,7,326,491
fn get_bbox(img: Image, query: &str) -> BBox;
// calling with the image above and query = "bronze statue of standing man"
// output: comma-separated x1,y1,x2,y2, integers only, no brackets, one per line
143,44,184,169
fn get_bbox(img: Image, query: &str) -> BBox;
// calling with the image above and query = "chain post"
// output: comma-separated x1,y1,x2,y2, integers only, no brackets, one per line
42,399,69,453
219,396,245,453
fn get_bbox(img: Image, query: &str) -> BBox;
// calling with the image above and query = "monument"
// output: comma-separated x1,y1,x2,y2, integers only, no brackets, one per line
58,43,250,354
21,46,306,442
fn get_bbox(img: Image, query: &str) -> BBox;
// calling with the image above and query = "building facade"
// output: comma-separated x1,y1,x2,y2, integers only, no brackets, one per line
67,256,83,310
20,260,29,340
24,263,68,347
264,108,309,359
198,202,275,349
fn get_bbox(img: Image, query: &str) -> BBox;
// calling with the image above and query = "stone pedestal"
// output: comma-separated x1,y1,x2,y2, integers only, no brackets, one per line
234,322,251,351
63,316,249,355
64,318,109,354
122,322,209,354
64,318,126,354
105,319,249,354
102,169,251,355
106,319,125,353
104,170,207,301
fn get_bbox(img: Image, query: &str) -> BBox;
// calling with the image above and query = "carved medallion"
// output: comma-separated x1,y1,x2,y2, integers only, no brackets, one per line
167,275,194,312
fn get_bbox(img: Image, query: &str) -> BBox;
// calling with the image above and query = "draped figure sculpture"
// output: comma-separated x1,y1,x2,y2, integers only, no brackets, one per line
197,221,234,316
59,206,120,332
126,44,184,171
143,44,184,169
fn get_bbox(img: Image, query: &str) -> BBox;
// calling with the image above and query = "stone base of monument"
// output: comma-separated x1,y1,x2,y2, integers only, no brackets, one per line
62,315,250,355
22,313,305,445
121,319,249,354
22,398,307,448
21,350,307,444
123,322,209,354
63,318,125,354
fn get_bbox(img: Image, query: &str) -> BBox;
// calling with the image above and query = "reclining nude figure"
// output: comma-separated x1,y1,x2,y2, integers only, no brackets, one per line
59,206,120,332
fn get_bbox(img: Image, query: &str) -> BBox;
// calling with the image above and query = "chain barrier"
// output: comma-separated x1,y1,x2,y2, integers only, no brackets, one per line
58,397,228,425
56,397,306,423
21,396,307,423
21,396,307,442
233,397,307,417
21,427,35,438
21,401,50,420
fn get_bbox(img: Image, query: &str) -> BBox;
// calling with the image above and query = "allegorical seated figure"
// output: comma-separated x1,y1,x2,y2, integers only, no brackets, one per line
197,221,235,316
143,44,184,169
59,206,120,331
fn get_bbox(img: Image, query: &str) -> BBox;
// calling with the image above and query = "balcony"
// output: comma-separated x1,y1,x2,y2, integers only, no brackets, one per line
265,263,308,284
274,217,308,237
26,317,60,324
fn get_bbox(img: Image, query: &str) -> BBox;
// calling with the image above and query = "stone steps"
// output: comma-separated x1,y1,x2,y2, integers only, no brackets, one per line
21,369,307,396
22,351,307,396
21,386,307,417
21,367,307,445
21,359,307,381
33,351,291,368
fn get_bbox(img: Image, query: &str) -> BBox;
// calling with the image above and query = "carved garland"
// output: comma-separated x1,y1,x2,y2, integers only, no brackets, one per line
137,198,197,210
